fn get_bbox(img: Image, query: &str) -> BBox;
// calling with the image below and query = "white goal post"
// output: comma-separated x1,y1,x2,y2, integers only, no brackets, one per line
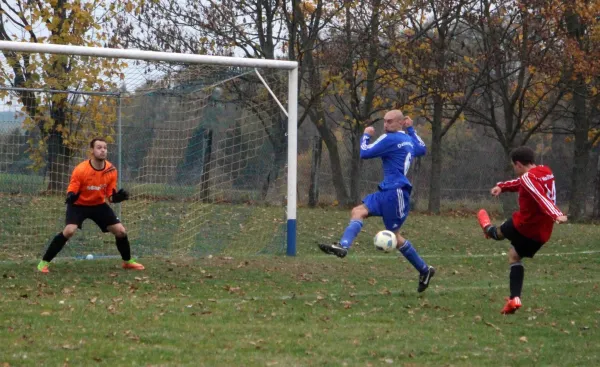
0,40,299,257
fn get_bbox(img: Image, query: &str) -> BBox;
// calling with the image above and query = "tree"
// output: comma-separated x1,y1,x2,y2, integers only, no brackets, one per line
286,0,349,206
321,0,405,204
552,1,600,219
463,0,565,215
0,0,127,192
118,0,354,204
394,0,487,213
118,1,292,200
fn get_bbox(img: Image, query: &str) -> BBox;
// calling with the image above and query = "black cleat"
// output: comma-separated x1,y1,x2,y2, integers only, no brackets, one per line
318,243,348,258
417,266,435,293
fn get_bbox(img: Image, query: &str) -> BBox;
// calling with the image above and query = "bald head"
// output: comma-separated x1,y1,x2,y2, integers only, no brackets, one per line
385,110,404,120
383,109,406,133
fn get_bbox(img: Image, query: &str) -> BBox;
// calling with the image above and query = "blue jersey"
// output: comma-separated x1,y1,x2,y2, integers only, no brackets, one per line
360,126,426,190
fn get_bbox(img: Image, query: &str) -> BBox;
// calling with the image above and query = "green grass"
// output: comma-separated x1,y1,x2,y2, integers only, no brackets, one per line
0,194,288,260
1,205,599,366
0,173,260,200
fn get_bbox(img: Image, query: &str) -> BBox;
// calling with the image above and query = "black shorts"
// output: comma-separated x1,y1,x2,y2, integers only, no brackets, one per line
500,218,544,258
66,203,120,233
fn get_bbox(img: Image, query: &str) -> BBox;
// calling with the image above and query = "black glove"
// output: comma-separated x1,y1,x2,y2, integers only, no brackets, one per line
65,191,80,205
111,188,129,203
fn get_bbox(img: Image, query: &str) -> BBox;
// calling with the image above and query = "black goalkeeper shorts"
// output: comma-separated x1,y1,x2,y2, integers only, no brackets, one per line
66,203,120,233
500,218,544,258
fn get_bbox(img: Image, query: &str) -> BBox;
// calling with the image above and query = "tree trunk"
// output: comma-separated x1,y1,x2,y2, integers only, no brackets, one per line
200,129,213,203
428,95,444,214
45,97,72,193
349,131,362,204
568,77,589,220
594,153,600,218
46,130,72,193
409,157,422,211
303,40,350,206
568,139,590,220
315,118,350,205
565,10,591,220
261,145,286,201
549,119,570,194
308,136,322,207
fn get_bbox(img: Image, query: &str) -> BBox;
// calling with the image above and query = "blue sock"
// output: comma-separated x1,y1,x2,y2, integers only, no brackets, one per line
399,240,428,274
339,220,363,249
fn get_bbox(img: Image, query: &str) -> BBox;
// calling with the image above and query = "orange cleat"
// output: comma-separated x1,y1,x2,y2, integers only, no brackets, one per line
122,260,145,270
477,209,492,238
500,297,522,314
37,261,49,273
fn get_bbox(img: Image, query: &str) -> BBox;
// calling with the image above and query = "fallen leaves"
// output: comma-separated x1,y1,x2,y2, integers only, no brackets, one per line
341,300,354,309
223,285,242,294
484,321,501,331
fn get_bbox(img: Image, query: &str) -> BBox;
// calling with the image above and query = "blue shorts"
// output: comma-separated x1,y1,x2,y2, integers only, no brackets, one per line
362,187,411,231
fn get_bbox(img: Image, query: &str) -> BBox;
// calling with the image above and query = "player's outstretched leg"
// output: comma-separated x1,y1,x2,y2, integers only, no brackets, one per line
477,209,492,238
418,266,436,293
318,205,367,259
317,218,361,258
477,209,504,240
318,243,348,258
108,224,144,270
397,238,435,292
37,226,77,273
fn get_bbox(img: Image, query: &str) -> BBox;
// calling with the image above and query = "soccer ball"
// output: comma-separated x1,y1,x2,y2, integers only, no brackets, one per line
374,230,397,252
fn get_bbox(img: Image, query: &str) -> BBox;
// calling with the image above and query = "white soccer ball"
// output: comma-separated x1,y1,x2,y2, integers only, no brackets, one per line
374,230,398,252
85,254,94,260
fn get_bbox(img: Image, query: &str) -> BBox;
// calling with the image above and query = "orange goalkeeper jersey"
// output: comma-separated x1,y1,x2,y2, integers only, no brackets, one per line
66,160,118,206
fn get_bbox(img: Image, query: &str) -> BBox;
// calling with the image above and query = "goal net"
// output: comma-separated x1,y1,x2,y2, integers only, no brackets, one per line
0,41,298,261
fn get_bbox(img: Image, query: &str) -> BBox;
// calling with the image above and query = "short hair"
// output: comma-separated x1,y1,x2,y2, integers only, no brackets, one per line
90,138,107,149
510,146,535,165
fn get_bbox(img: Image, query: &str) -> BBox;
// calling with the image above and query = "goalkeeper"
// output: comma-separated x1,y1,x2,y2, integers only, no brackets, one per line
37,138,144,273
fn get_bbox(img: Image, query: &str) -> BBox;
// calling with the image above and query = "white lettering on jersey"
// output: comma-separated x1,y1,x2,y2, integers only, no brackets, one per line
86,184,107,191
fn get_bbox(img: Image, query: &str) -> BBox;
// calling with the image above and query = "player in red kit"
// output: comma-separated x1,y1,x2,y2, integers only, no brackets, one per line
477,146,568,314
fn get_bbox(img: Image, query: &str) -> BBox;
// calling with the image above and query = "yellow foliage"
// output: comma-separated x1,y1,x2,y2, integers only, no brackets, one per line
301,1,316,14
0,0,128,171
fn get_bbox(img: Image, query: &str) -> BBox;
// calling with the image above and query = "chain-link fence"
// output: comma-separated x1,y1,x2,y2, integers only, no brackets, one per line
296,133,599,213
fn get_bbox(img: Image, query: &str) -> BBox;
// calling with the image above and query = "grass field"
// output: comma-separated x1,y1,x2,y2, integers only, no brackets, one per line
1,206,599,366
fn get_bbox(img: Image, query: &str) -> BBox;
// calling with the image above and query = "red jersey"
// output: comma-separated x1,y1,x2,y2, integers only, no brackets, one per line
66,160,118,206
497,165,563,243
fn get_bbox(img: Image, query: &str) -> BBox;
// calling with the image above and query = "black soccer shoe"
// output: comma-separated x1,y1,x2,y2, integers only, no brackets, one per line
318,243,348,258
417,266,435,293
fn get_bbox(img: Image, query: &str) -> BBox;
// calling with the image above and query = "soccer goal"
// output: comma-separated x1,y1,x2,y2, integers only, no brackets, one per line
0,41,298,260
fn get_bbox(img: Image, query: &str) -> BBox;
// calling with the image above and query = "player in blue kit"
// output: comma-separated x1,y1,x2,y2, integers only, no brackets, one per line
318,109,435,292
